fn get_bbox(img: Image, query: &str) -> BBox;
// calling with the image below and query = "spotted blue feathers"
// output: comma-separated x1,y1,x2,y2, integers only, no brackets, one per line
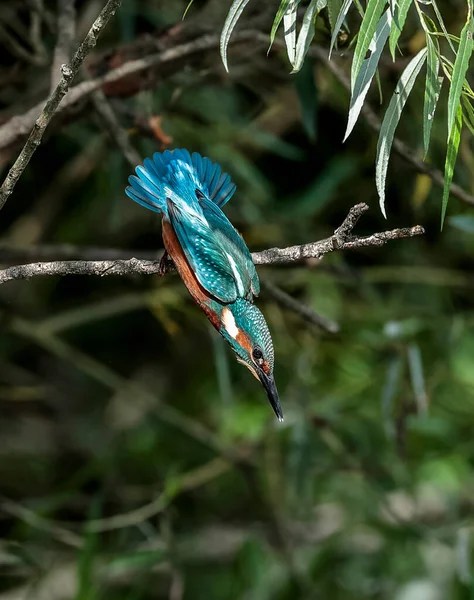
126,148,258,303
126,148,282,420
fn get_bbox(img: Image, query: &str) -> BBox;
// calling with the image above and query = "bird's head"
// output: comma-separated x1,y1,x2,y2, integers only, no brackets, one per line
218,298,282,421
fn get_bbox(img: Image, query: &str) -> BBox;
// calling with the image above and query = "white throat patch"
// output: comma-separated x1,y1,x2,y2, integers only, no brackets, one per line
222,307,239,339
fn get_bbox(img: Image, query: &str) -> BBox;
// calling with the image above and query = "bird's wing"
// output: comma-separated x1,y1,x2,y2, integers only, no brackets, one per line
166,199,239,303
199,196,260,299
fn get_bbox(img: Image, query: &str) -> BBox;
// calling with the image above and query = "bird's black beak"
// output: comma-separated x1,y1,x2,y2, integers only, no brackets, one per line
257,369,283,422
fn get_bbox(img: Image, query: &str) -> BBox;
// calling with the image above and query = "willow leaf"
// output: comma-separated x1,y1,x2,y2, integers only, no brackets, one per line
329,0,354,57
220,0,253,72
344,9,391,141
389,0,413,60
292,0,327,72
423,34,442,158
376,48,427,217
283,0,300,65
351,0,387,91
432,0,456,54
447,15,474,138
269,0,291,53
441,104,462,228
327,0,343,31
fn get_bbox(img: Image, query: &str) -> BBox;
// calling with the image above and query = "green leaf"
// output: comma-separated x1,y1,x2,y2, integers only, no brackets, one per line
292,0,327,72
351,0,387,91
423,34,442,158
183,0,195,19
389,0,413,60
329,0,353,58
269,0,291,52
327,0,343,32
220,0,253,72
283,0,300,65
294,59,318,140
344,9,391,141
441,104,462,228
375,48,427,217
432,0,456,55
447,15,474,138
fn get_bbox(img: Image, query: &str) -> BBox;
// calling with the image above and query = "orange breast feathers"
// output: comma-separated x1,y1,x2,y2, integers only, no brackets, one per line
162,219,221,330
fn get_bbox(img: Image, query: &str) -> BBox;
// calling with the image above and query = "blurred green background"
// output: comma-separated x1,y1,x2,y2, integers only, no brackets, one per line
1,0,474,598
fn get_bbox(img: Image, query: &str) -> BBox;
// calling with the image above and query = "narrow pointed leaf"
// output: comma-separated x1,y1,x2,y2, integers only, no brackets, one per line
283,0,300,66
329,0,354,57
344,9,391,141
327,0,343,30
292,0,327,72
441,104,462,228
376,48,427,217
447,15,474,138
423,34,442,157
389,0,413,60
351,0,387,91
220,0,253,72
432,0,456,54
183,0,195,19
269,0,291,52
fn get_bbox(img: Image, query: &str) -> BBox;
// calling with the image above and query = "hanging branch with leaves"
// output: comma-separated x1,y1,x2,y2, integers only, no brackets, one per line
216,0,474,227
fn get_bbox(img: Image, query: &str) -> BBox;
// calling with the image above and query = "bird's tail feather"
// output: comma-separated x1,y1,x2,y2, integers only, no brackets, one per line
126,149,236,214
126,164,165,213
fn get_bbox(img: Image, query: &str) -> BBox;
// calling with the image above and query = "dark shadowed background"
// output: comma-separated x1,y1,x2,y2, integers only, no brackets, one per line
0,0,474,598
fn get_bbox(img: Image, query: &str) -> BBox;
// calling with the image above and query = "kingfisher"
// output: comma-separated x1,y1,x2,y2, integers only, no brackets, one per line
125,149,283,420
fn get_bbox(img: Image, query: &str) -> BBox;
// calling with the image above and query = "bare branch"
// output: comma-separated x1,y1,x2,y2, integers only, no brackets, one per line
50,0,76,91
0,203,424,285
88,85,142,167
0,31,256,153
261,279,340,334
0,0,121,211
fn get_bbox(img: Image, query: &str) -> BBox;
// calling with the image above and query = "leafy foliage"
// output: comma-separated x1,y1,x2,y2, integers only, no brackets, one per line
219,0,474,221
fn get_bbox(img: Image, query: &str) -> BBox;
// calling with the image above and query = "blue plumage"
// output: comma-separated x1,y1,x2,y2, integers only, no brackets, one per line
126,148,282,420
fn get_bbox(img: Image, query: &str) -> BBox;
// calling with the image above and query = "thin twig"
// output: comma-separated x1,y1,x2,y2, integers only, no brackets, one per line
88,84,142,167
0,0,121,211
0,31,256,152
50,0,76,91
0,203,424,285
261,279,340,333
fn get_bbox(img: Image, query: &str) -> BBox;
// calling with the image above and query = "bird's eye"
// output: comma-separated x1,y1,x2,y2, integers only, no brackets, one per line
195,189,205,200
252,347,264,365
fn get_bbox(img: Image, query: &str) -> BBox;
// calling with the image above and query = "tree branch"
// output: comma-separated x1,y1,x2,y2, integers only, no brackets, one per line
50,0,76,91
0,31,256,153
0,0,121,210
260,279,340,333
87,83,141,167
0,203,424,285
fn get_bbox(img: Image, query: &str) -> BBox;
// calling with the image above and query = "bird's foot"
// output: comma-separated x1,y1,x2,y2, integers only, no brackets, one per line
158,251,173,276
